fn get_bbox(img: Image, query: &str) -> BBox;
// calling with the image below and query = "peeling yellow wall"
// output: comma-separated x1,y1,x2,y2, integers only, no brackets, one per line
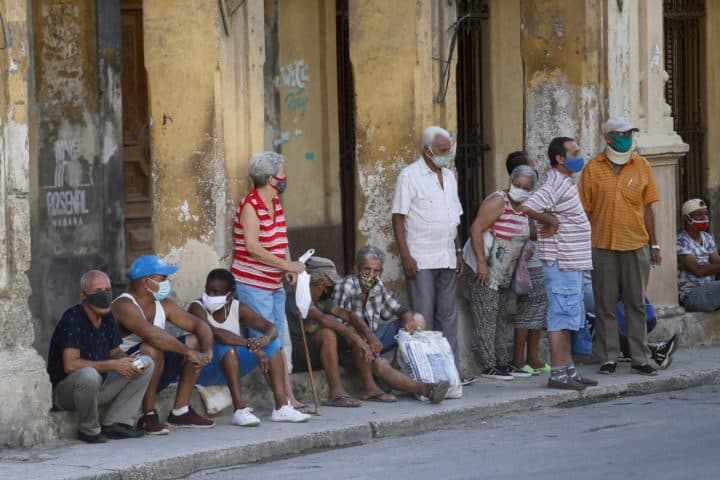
706,0,720,239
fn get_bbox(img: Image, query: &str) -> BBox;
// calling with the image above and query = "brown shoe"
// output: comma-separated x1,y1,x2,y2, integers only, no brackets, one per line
137,410,170,435
548,377,587,391
573,375,598,386
167,407,215,428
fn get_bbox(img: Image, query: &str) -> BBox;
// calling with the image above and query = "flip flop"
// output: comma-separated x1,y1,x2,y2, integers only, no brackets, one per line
362,391,397,403
293,402,317,415
428,380,450,404
321,394,362,408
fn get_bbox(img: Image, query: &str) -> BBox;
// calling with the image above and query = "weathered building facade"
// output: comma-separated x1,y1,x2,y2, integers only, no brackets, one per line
1,0,719,446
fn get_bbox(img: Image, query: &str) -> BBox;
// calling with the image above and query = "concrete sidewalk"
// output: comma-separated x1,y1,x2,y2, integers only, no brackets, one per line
3,345,719,480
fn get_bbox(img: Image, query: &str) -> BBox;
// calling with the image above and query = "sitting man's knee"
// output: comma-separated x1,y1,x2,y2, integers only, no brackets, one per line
75,367,102,388
371,357,389,375
184,334,199,350
316,328,337,346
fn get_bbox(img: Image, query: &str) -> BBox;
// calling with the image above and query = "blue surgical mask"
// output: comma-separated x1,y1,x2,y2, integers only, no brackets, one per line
149,278,172,301
610,134,633,153
564,156,585,173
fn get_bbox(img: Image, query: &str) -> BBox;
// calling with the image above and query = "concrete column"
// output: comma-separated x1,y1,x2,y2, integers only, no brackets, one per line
0,0,54,447
605,0,688,307
705,0,720,239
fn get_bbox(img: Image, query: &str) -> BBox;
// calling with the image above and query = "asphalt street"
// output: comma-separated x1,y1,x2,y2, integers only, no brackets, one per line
186,385,720,480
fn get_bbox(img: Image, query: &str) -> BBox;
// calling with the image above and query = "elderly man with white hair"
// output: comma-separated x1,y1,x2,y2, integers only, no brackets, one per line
391,126,470,383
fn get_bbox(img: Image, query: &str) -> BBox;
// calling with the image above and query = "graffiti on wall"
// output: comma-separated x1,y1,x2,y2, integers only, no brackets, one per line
44,139,91,228
278,59,310,118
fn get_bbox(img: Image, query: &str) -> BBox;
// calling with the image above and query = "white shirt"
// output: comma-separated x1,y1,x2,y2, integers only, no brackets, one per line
114,292,167,352
391,157,463,270
191,299,241,335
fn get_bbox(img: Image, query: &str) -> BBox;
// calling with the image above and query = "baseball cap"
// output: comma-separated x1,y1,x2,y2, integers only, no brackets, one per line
306,256,342,284
603,116,639,134
128,255,179,280
682,198,707,216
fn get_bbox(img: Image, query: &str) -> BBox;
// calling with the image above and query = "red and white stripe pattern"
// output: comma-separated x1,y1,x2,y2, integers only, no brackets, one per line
231,189,288,291
489,191,529,241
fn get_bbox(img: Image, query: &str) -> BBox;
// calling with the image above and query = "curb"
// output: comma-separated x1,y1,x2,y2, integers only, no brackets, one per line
67,366,720,480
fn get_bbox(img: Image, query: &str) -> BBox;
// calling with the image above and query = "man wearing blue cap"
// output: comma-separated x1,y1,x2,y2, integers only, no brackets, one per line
111,255,215,434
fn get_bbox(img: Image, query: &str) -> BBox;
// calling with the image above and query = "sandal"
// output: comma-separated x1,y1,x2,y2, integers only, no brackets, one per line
427,380,450,404
292,402,317,415
321,394,362,408
362,391,397,403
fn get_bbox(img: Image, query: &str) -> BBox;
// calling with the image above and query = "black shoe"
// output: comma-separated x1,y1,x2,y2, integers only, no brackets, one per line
652,334,678,370
460,375,477,386
631,363,658,376
480,366,513,380
548,376,587,391
78,430,108,444
101,422,146,439
599,362,617,375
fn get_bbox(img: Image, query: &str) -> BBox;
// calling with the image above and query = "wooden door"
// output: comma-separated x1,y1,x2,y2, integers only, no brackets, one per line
121,3,153,265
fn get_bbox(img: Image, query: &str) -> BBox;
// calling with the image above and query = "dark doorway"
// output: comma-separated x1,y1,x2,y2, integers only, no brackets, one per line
455,0,489,238
121,1,153,265
664,0,707,209
336,0,356,272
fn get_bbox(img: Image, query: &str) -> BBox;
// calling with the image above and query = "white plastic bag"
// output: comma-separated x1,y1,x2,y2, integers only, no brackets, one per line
294,249,315,319
462,230,494,274
396,329,462,399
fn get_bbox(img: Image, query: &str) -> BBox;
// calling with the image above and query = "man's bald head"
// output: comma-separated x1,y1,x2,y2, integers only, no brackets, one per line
80,270,111,295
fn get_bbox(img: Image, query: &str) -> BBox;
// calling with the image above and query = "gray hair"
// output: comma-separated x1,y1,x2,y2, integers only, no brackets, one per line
509,164,538,185
421,126,452,148
248,151,285,187
80,270,110,293
355,245,386,267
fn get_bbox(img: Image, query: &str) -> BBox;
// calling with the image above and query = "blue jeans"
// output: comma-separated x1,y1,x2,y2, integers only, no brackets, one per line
542,261,584,332
374,319,401,352
682,281,720,312
235,282,288,341
197,339,281,386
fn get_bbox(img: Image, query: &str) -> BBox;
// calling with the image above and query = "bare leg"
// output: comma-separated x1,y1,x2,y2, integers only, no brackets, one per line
220,348,245,410
548,331,573,367
512,328,528,366
138,343,164,412
264,349,288,409
372,357,435,396
314,329,348,398
277,349,301,407
353,348,384,397
174,335,201,409
526,329,544,368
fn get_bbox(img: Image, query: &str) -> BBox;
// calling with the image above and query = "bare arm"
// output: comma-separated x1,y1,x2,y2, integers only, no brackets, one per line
307,306,365,343
164,300,214,355
112,299,195,357
645,203,662,265
392,213,418,278
710,252,720,265
240,203,304,274
678,254,720,277
469,195,504,285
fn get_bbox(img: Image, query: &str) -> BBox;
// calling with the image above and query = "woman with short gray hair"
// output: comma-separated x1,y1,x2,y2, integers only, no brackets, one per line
231,151,312,415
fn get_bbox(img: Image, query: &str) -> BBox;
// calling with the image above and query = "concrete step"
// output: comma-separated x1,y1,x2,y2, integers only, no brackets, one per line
650,308,720,347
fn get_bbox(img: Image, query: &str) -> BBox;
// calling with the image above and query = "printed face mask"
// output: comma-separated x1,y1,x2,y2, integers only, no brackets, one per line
610,134,633,153
564,156,585,173
271,175,288,194
358,272,379,292
84,290,113,309
202,292,228,313
508,185,531,203
148,278,172,301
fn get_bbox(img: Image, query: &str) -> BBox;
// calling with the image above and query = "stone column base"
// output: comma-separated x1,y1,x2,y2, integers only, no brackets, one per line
0,348,55,447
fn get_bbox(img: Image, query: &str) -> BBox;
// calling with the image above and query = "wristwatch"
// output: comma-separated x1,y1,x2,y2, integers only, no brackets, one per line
455,248,463,254
650,245,661,250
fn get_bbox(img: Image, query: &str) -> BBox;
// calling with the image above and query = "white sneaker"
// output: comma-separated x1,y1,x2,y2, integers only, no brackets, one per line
271,404,311,423
231,407,261,427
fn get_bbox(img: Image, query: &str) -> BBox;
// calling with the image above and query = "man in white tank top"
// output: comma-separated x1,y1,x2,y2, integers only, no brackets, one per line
111,255,215,434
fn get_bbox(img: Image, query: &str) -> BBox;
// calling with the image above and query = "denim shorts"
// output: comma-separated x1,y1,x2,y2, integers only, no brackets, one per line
196,338,281,386
374,319,401,352
542,261,584,332
235,281,288,342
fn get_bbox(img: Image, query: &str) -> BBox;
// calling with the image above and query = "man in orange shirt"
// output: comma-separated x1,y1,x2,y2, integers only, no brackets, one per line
578,116,661,376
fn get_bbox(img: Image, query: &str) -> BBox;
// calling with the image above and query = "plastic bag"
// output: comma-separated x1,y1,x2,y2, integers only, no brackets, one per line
462,229,494,273
396,329,462,399
571,318,593,355
294,249,315,319
511,241,533,296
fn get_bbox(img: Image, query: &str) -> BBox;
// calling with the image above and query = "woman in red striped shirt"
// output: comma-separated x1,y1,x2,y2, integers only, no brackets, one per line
233,151,311,415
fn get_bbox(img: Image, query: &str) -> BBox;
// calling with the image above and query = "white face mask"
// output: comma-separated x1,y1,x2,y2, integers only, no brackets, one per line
508,185,531,203
429,145,456,168
202,292,228,313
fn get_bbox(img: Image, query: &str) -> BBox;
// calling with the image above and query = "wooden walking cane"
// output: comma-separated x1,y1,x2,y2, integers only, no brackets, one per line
295,248,320,414
296,311,320,415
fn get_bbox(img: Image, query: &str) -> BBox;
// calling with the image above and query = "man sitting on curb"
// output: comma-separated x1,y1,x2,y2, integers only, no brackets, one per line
326,248,450,403
47,270,153,443
111,255,215,434
188,268,311,424
677,198,720,312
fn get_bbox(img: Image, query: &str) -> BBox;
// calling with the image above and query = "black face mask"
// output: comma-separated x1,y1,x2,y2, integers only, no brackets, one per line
84,290,113,309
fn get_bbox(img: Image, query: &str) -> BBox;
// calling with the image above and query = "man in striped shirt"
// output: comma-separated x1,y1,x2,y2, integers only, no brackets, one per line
522,137,597,391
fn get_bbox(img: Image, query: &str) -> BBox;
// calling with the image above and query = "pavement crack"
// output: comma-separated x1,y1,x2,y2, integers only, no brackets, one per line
585,422,634,433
